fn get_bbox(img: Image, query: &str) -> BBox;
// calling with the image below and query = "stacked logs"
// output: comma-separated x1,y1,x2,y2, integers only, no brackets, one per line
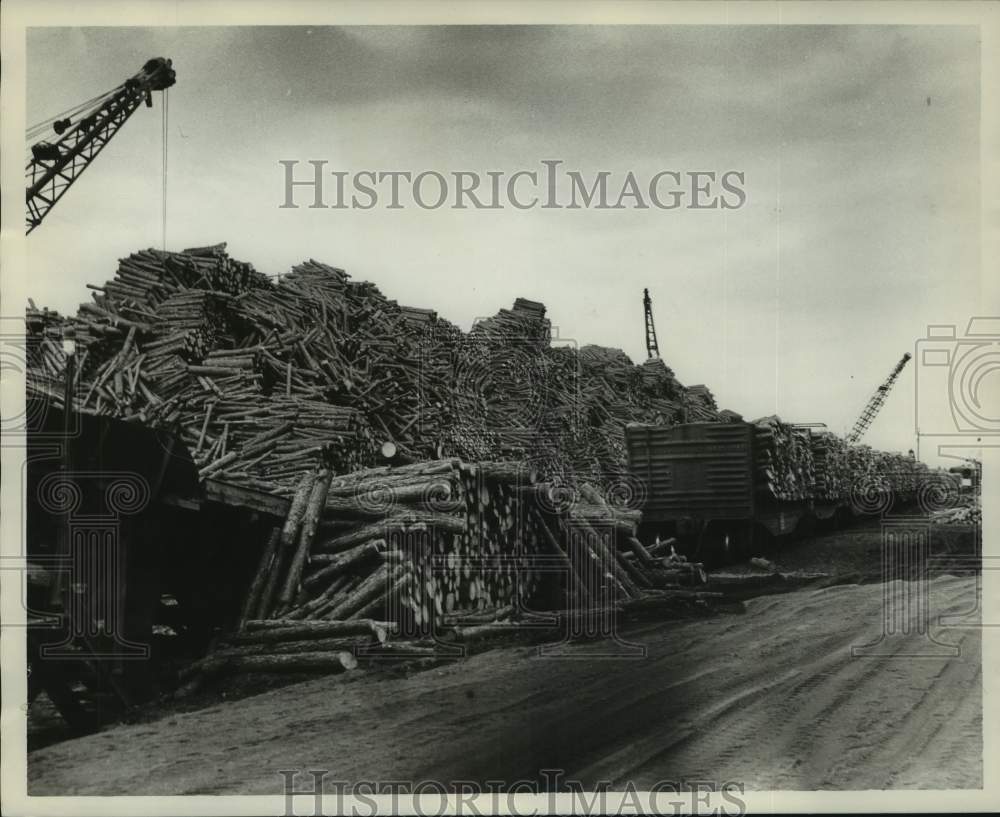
811,431,852,501
638,356,681,394
812,434,928,502
26,244,733,490
845,444,878,493
399,306,438,325
871,449,929,496
178,459,717,683
238,460,547,631
752,416,816,501
685,384,717,411
758,425,934,505
529,481,706,599
190,400,375,488
470,301,551,349
930,494,980,525
67,244,269,369
25,301,79,401
26,243,939,507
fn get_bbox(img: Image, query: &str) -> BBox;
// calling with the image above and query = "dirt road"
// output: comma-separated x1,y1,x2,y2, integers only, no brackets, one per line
28,572,981,794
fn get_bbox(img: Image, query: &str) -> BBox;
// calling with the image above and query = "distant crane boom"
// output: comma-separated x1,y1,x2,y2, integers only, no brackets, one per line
643,288,660,359
845,352,912,444
26,57,176,234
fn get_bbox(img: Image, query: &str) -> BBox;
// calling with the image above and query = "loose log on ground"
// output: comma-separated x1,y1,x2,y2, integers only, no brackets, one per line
211,635,376,659
236,618,392,643
219,651,359,675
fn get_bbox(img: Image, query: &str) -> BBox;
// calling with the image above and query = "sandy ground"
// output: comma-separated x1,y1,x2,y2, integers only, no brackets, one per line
28,569,982,794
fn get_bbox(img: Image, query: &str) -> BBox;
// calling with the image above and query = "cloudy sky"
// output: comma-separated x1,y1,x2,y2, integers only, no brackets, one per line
26,25,982,460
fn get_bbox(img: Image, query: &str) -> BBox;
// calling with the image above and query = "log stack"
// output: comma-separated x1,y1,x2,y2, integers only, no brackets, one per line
26,243,733,493
872,450,928,497
220,459,691,660
752,416,816,501
26,243,944,512
811,431,852,501
238,459,548,631
172,456,710,688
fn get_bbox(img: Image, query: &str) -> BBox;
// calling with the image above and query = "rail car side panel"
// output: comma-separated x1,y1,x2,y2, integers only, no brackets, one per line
625,422,755,524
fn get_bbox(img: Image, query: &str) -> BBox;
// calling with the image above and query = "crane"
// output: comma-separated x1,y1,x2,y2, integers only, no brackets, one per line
845,352,912,444
643,288,660,359
26,57,176,234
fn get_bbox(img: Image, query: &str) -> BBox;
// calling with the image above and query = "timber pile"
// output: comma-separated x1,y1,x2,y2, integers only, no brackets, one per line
470,298,550,349
174,457,720,687
638,357,682,396
845,444,878,492
235,459,676,631
931,495,980,525
779,426,933,503
26,244,943,508
685,384,717,415
872,450,928,495
26,243,737,491
811,431,851,500
25,301,81,403
752,416,815,501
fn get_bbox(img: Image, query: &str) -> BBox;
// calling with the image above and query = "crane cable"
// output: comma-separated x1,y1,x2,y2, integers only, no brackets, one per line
161,87,169,251
25,84,123,141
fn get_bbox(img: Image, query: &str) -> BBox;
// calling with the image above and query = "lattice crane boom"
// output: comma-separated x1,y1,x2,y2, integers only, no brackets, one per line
26,57,176,234
845,352,912,444
643,288,660,359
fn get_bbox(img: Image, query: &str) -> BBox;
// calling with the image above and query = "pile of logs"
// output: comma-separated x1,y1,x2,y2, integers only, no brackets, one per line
172,457,721,687
930,495,980,525
752,416,816,501
191,399,374,488
26,244,946,511
470,298,551,349
685,384,717,412
811,431,852,500
26,244,731,489
758,423,937,505
812,434,929,502
238,459,549,630
872,449,929,495
231,457,694,635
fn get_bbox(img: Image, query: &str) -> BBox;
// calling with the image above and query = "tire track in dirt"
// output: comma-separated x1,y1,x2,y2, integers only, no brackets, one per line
28,576,982,794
